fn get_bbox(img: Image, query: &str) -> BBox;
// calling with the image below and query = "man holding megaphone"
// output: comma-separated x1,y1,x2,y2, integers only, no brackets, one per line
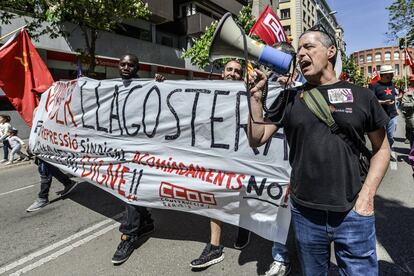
246,26,390,275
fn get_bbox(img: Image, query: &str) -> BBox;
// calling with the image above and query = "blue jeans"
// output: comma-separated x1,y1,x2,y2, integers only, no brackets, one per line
290,200,377,276
38,159,72,200
2,140,10,160
272,242,289,264
386,116,397,148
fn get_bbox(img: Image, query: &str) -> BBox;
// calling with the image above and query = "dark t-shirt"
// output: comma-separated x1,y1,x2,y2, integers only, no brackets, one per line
371,81,398,118
269,81,389,212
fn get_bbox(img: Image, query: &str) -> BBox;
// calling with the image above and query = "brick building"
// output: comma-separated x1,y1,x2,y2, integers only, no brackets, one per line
351,46,414,79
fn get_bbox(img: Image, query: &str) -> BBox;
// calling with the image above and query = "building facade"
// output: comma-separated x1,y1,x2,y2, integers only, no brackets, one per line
276,0,345,53
351,46,414,79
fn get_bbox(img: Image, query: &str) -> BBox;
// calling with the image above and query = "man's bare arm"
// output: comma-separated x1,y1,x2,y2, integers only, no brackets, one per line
354,127,390,215
246,69,278,147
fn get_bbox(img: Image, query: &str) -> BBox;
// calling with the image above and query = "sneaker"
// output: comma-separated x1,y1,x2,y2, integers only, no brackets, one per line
111,221,154,264
265,261,291,276
0,159,7,163
404,139,410,144
56,181,78,197
26,198,49,212
23,157,30,161
111,234,138,264
5,161,13,165
16,157,24,161
190,243,224,268
234,228,251,250
390,155,397,162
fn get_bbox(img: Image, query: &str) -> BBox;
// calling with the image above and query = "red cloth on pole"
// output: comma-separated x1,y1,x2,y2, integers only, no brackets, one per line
250,5,289,46
371,67,381,84
0,29,54,126
404,49,414,72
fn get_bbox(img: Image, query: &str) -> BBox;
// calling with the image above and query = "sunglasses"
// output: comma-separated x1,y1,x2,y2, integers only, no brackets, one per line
308,24,337,48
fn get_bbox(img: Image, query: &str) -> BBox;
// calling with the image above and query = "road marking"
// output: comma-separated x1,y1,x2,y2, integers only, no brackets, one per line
0,214,121,275
9,222,119,276
0,185,35,197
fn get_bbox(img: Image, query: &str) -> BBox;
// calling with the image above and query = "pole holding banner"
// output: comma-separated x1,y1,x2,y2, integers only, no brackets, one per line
0,25,27,41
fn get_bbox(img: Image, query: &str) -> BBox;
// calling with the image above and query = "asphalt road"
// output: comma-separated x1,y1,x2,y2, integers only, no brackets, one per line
0,117,413,276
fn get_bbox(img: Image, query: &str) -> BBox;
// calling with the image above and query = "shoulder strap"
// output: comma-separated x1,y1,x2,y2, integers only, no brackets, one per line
302,88,339,133
302,88,372,158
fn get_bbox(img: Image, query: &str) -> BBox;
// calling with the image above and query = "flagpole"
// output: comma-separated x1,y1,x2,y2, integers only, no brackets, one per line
405,35,408,90
0,25,27,41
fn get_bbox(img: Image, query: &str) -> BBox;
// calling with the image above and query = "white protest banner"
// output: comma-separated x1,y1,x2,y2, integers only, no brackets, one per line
29,78,291,243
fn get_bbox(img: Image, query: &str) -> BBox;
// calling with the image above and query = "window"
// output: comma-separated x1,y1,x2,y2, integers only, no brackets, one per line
395,64,400,75
280,8,291,19
366,54,372,62
394,51,400,60
114,24,152,42
376,65,381,71
284,25,291,36
375,52,381,61
384,52,391,61
303,0,307,7
359,56,364,63
279,0,290,2
303,11,306,21
367,66,372,75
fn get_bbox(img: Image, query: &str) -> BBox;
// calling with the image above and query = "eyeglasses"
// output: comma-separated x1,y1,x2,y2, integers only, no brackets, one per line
308,24,337,49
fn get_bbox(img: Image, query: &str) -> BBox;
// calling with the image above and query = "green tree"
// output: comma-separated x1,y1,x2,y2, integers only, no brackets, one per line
341,55,366,86
387,0,414,45
0,0,151,74
182,4,256,69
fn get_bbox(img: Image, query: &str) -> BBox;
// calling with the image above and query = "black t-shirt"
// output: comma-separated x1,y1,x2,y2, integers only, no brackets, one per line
268,81,389,212
371,81,398,118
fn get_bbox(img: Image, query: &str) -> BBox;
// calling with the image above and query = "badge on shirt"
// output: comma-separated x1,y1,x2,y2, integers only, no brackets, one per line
327,88,354,104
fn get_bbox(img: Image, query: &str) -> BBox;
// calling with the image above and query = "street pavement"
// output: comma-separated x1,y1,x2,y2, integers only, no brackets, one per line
0,117,413,276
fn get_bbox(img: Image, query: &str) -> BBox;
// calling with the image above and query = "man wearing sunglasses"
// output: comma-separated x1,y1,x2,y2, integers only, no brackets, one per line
246,26,390,275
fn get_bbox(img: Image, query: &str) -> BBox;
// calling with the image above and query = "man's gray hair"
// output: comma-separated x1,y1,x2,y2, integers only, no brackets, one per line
299,29,336,49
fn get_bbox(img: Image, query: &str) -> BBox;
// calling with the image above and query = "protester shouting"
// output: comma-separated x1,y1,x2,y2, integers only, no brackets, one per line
247,26,390,275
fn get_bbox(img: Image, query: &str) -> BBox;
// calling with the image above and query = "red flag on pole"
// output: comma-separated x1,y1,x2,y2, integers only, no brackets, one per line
249,5,289,46
404,48,414,70
0,29,54,126
371,67,381,84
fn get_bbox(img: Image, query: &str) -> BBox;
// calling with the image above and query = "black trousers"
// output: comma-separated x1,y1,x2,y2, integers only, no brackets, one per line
38,159,71,200
119,204,152,236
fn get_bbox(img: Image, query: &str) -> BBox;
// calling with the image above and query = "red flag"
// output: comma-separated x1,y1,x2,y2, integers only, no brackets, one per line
249,5,289,46
371,67,381,83
404,48,414,69
0,29,54,126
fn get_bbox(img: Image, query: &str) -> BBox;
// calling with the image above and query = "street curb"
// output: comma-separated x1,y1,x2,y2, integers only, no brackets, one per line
0,160,35,171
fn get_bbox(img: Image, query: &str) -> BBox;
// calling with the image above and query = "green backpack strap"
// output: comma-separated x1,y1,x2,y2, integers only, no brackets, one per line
302,88,339,133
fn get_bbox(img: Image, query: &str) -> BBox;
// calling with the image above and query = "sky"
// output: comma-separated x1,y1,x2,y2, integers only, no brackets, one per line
325,0,395,55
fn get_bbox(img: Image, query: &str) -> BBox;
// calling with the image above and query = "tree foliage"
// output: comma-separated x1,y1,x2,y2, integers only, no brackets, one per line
182,4,256,69
341,55,366,86
0,0,151,74
387,0,414,45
